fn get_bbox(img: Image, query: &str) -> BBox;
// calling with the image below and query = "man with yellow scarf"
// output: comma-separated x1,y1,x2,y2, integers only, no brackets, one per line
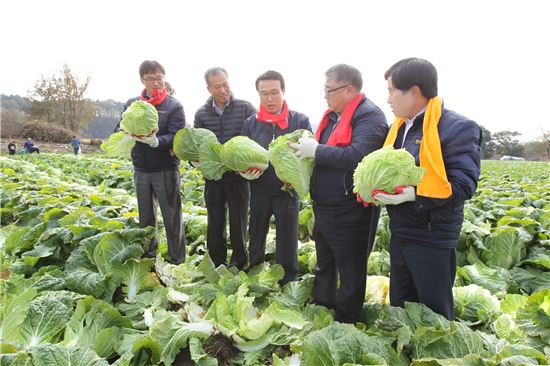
373,58,482,320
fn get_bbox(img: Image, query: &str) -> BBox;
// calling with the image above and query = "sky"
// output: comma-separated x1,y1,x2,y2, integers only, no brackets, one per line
2,0,549,141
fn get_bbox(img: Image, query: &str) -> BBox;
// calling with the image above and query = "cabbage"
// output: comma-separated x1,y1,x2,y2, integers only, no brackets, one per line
268,129,314,199
353,146,425,204
173,127,218,162
198,140,230,180
453,284,502,325
101,100,159,156
221,136,269,172
100,131,135,156
120,100,159,137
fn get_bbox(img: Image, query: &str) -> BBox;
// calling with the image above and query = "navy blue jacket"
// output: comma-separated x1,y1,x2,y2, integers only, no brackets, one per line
311,96,389,206
242,110,312,196
118,95,185,172
386,108,482,247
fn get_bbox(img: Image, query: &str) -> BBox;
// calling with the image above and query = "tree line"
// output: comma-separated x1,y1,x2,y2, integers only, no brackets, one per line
1,64,549,160
1,64,122,141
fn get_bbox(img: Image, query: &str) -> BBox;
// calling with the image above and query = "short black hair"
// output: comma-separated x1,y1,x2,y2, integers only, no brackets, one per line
204,67,228,85
384,58,438,99
325,64,363,92
255,70,285,92
139,60,165,78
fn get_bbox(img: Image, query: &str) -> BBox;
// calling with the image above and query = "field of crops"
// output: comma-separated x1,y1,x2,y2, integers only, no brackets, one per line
1,154,549,366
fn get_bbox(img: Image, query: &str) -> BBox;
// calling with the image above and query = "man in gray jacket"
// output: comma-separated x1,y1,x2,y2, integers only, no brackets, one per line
194,67,256,269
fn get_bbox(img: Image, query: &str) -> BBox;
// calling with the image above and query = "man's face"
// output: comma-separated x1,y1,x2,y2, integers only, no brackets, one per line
141,70,165,94
324,76,351,114
387,76,415,119
207,72,231,107
257,79,284,114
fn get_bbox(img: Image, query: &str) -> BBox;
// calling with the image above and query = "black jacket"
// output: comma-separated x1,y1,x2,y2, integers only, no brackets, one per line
386,108,482,247
194,95,256,182
242,110,312,196
311,96,389,206
118,95,185,172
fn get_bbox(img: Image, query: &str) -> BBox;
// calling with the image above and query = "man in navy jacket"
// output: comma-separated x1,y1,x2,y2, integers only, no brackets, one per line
118,60,186,265
194,67,256,269
241,70,312,284
291,64,388,323
373,58,482,319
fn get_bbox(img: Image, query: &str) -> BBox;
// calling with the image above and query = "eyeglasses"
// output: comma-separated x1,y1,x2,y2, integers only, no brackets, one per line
259,90,281,99
324,84,349,96
143,76,165,83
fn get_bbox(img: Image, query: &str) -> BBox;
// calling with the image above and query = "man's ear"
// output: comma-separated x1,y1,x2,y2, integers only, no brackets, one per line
410,85,422,98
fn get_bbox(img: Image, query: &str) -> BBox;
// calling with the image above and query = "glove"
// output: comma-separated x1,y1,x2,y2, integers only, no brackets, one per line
132,133,159,148
239,167,263,180
189,161,200,168
372,186,415,205
288,131,318,159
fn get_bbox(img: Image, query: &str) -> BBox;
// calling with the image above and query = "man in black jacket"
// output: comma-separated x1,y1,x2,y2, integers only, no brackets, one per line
291,64,388,323
194,67,256,269
241,70,312,284
373,58,482,319
120,60,186,265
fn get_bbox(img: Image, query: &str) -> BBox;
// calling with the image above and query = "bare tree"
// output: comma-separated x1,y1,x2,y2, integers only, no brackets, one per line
30,64,96,132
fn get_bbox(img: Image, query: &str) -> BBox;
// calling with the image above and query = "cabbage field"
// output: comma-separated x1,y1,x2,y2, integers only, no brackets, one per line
1,154,549,366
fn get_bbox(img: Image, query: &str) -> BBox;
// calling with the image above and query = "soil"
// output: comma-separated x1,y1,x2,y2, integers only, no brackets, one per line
0,138,103,155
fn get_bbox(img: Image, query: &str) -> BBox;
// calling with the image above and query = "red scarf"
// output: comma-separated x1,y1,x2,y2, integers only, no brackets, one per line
315,93,365,146
140,88,167,106
256,100,289,130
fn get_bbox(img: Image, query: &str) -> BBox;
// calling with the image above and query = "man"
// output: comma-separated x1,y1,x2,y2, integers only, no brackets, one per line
24,138,33,154
8,140,16,155
194,67,256,269
241,70,312,284
373,58,482,320
118,60,186,265
71,135,81,155
290,64,388,323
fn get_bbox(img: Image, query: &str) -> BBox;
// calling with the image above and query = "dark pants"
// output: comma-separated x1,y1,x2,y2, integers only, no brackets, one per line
312,203,380,323
204,179,250,269
134,170,186,264
389,240,456,320
249,192,300,284
74,147,79,155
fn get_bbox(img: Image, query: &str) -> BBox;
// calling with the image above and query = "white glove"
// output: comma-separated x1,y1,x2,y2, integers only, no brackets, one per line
239,167,263,180
288,130,318,159
133,133,159,148
373,186,415,205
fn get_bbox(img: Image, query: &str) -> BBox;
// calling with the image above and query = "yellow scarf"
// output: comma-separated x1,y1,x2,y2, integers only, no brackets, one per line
383,96,452,198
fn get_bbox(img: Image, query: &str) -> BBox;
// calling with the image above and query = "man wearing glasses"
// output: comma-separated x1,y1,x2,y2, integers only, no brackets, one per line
194,67,256,269
290,64,388,323
241,70,312,284
119,60,186,265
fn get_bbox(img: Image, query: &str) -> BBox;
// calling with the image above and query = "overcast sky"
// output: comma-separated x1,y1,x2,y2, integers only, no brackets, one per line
2,0,549,141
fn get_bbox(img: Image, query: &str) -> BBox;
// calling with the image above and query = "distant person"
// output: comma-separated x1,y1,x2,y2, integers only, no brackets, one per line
290,64,388,323
116,60,186,265
165,81,175,96
71,135,81,155
194,67,256,269
8,140,16,155
372,57,482,320
241,70,312,284
24,138,34,153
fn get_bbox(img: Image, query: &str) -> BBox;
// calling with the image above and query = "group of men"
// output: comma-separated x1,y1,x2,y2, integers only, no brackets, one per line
121,59,482,323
